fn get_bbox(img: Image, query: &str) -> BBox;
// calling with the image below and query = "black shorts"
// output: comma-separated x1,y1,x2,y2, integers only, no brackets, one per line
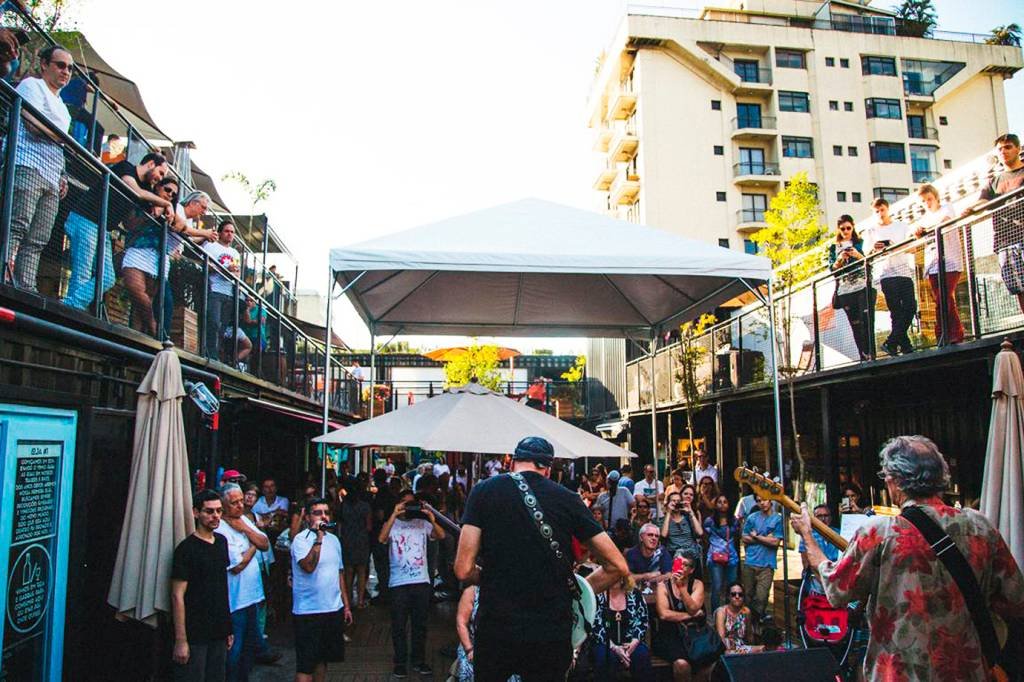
474,629,572,682
293,609,345,674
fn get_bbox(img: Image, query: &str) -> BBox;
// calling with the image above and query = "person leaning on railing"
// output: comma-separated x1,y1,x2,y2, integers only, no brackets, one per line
828,215,875,361
914,183,964,345
866,197,916,356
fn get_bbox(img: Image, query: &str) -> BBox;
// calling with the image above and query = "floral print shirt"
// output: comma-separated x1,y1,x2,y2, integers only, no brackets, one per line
591,588,649,646
818,498,1024,682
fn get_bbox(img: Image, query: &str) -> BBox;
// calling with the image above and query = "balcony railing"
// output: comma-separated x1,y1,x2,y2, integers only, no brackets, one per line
361,379,588,421
733,162,780,177
908,125,939,140
737,208,767,224
625,186,1024,410
913,168,939,183
732,115,777,131
0,81,363,416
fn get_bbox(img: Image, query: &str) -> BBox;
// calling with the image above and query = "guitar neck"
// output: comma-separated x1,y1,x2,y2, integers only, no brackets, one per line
772,494,848,551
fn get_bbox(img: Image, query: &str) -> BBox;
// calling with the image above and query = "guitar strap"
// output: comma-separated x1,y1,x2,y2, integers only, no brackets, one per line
900,506,1001,672
507,472,591,637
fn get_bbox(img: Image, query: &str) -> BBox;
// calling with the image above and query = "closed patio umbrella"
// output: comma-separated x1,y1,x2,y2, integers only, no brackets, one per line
107,345,195,626
980,340,1024,569
313,381,635,460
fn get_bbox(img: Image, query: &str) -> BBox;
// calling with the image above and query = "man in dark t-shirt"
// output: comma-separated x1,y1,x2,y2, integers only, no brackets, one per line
171,489,233,682
108,151,172,222
456,437,629,681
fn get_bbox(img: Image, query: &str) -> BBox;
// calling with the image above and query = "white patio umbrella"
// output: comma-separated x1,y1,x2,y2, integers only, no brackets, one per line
313,381,636,460
980,340,1024,569
108,345,195,626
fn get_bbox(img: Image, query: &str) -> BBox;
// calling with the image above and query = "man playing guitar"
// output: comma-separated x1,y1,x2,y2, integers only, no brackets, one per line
455,437,629,681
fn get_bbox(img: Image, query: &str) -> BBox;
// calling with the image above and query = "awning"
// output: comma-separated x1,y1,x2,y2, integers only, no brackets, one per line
246,397,345,430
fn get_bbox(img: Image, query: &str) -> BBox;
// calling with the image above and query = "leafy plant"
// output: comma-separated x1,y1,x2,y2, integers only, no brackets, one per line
674,313,717,462
986,23,1022,46
894,0,937,37
750,172,829,499
443,343,503,391
560,355,586,383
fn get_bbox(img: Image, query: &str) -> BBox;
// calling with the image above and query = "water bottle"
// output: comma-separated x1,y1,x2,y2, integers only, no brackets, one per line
184,381,220,415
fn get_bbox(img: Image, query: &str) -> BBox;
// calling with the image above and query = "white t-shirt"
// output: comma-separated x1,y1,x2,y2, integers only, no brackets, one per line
918,205,962,275
14,77,71,186
693,464,719,484
290,529,344,615
214,515,266,612
866,220,914,280
484,459,502,478
253,495,289,516
387,517,432,588
433,463,450,478
203,241,240,296
633,479,665,519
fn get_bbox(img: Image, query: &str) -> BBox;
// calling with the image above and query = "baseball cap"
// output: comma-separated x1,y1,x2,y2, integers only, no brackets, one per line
221,469,246,483
513,436,555,467
607,470,621,483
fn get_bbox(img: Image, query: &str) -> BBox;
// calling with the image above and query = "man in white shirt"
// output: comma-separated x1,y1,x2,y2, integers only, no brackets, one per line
484,457,502,478
215,483,269,682
693,448,718,485
378,490,445,678
290,497,353,682
202,221,241,361
633,464,666,520
869,197,917,355
252,477,289,529
10,45,72,292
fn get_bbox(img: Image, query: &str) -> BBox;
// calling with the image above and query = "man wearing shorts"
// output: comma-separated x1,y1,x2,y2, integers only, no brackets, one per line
969,133,1024,312
290,497,353,682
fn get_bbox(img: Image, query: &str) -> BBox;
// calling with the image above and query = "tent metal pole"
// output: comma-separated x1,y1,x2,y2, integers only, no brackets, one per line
321,263,334,497
369,325,377,419
765,278,792,644
649,333,657,470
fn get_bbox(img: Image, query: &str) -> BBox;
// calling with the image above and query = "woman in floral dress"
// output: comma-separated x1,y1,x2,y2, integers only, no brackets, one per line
713,582,762,654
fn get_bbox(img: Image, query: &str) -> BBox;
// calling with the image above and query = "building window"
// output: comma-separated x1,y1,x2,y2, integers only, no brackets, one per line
712,100,722,111
840,58,850,68
874,187,910,203
862,55,898,76
825,57,835,67
716,191,727,202
779,91,810,113
837,191,847,202
865,97,902,119
734,59,762,83
870,142,906,164
743,239,758,255
829,100,839,111
910,145,938,183
907,114,930,139
718,238,730,248
852,192,862,202
741,194,768,223
848,146,859,157
738,147,767,175
833,145,843,156
944,159,953,169
714,145,724,155
736,103,763,129
782,136,814,158
844,101,854,112
939,116,948,125
776,49,805,69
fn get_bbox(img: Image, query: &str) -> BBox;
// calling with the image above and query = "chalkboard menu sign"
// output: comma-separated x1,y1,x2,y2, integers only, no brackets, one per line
2,441,62,682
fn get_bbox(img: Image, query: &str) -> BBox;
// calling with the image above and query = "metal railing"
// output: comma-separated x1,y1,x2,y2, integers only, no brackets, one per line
913,168,939,183
0,81,362,416
733,162,780,177
732,115,777,131
626,186,1024,409
908,125,939,140
737,208,767,224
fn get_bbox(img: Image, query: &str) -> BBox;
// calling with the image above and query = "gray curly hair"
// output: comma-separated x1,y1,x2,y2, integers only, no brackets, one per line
878,435,950,497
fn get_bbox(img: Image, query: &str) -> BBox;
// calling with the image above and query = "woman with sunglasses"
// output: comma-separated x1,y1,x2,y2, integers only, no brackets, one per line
695,476,718,522
714,582,763,654
702,494,739,610
652,552,710,681
592,576,655,681
661,486,704,579
829,215,876,361
630,498,653,546
913,183,964,344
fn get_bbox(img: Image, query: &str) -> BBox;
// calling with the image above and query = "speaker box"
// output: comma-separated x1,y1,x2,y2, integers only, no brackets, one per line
711,648,840,681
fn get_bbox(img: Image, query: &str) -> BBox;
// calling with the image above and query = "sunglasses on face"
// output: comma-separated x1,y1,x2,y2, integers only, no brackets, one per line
730,591,744,597
48,60,73,71
839,226,853,232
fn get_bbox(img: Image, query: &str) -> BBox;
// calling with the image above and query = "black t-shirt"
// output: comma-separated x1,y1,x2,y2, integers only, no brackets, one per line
980,165,1024,251
170,533,232,643
108,160,151,224
371,489,396,535
461,471,603,642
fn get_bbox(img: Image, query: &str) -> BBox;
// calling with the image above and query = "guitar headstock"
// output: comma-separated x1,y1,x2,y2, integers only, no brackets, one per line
733,466,785,503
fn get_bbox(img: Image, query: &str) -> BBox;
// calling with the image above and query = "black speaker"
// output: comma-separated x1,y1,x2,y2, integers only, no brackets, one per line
711,648,840,681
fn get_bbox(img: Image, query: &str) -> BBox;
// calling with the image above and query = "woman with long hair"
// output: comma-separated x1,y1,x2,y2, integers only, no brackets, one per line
828,214,876,360
661,486,704,578
914,183,964,344
336,481,372,608
696,476,718,522
653,552,710,681
702,494,739,610
714,582,763,654
592,577,655,681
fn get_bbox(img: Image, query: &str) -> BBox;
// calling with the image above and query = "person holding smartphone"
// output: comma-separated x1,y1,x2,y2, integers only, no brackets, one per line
829,215,875,361
869,197,917,356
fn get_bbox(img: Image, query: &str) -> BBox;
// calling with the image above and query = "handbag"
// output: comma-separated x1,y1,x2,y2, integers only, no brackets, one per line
711,524,731,565
682,619,725,669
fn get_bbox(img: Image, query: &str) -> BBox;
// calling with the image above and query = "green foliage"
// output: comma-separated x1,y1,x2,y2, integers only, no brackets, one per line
675,313,717,448
751,172,828,290
443,343,503,391
986,23,1022,46
378,340,420,354
533,348,554,356
560,355,586,382
22,0,80,31
894,0,937,37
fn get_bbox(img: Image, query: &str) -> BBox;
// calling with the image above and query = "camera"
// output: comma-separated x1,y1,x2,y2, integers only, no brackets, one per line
318,521,337,531
405,503,422,513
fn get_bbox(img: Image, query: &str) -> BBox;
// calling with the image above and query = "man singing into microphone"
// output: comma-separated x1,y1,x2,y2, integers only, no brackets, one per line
455,437,629,681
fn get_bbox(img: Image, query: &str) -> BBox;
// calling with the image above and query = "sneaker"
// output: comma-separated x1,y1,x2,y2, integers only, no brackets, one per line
412,662,433,676
393,665,408,678
880,339,900,357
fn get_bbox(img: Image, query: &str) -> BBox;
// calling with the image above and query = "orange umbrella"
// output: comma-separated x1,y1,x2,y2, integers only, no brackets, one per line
423,346,521,362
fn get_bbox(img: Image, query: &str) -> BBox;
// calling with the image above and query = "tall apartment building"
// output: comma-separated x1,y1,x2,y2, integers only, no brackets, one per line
587,0,1023,252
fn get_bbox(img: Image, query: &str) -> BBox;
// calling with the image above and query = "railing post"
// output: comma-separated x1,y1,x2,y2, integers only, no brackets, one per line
91,173,110,318
865,255,876,361
255,299,264,378
232,280,240,366
303,342,310,398
0,97,23,271
86,84,99,154
125,124,135,162
200,254,210,358
963,223,981,340
156,220,168,340
812,284,822,372
934,222,949,346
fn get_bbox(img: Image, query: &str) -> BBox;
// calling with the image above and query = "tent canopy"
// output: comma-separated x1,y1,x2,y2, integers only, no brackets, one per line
329,199,770,338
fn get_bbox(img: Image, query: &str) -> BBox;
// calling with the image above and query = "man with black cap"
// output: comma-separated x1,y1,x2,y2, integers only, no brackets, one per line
455,436,629,681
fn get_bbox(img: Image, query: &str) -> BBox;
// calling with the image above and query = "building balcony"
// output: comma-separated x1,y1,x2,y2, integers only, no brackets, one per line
731,116,778,140
593,164,618,191
908,125,939,141
732,162,781,186
607,88,637,121
609,129,640,162
610,168,641,205
593,127,614,152
733,68,773,96
736,208,767,232
913,168,939,183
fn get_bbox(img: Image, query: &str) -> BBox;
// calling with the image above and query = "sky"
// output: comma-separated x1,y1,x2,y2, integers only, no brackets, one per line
75,0,1023,355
